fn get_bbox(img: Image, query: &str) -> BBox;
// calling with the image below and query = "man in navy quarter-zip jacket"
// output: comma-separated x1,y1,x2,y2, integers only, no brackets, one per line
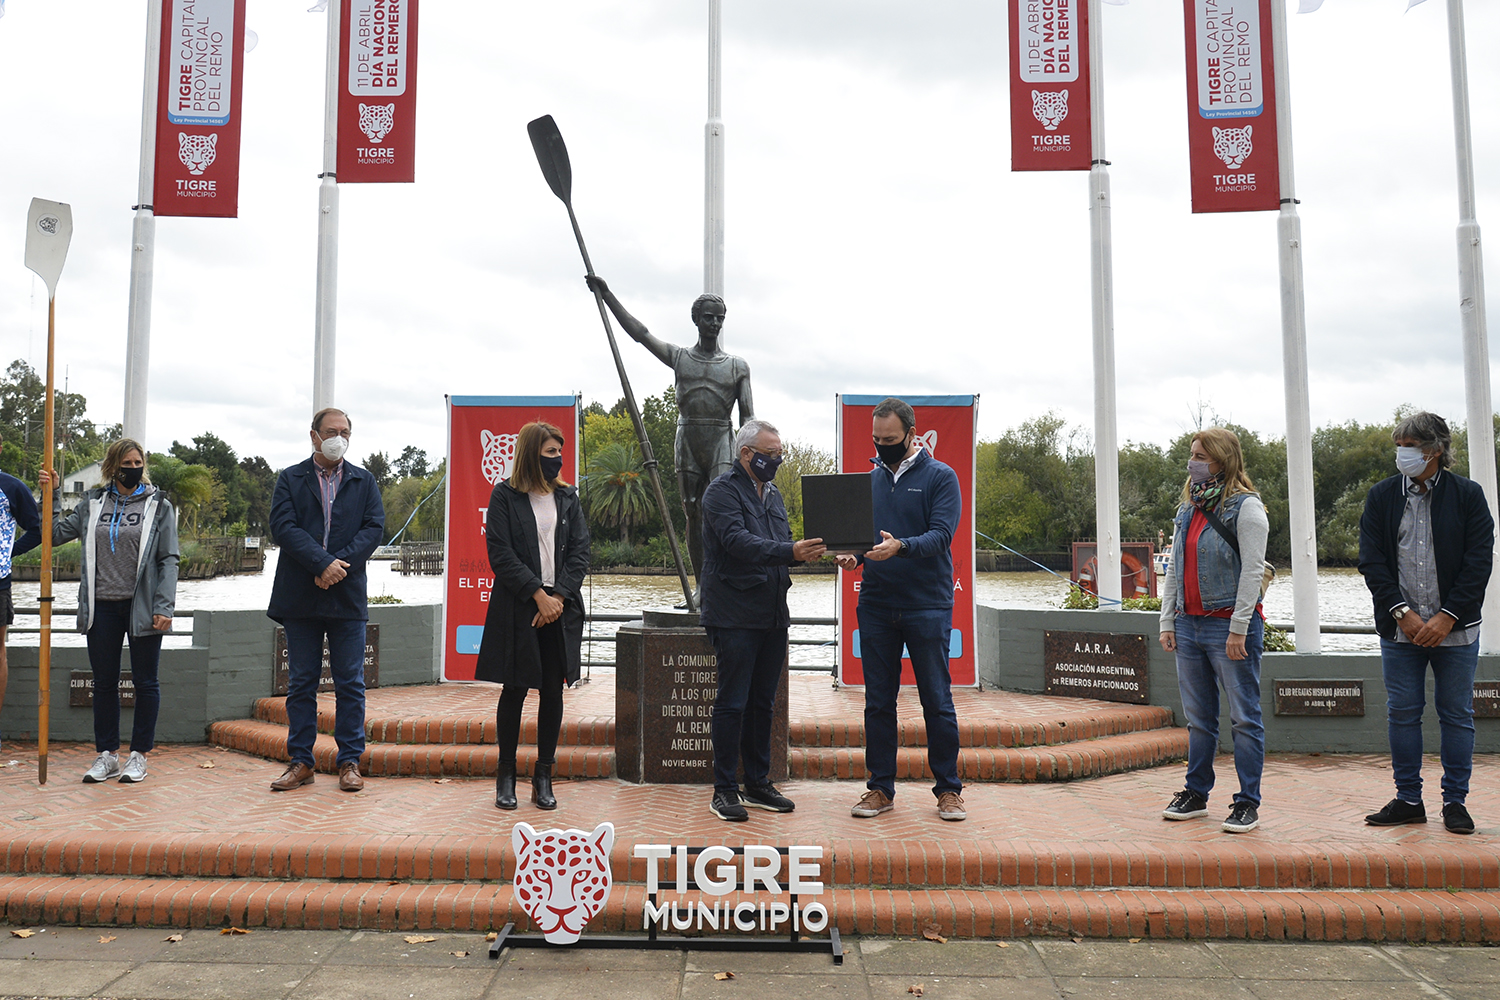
835,398,967,822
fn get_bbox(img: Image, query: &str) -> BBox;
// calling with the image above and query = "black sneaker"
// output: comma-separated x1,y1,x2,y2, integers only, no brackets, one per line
742,783,795,813
1222,802,1259,834
1365,798,1427,826
710,790,749,822
1162,789,1209,821
1442,802,1476,835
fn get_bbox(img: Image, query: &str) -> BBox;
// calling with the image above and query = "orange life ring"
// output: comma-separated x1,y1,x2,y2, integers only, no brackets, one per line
1080,553,1152,597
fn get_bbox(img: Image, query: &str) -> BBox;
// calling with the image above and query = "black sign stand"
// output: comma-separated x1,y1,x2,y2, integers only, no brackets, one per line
489,846,843,965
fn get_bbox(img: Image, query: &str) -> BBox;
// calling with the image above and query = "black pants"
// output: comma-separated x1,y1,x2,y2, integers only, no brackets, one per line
86,599,163,754
706,626,787,794
495,616,567,766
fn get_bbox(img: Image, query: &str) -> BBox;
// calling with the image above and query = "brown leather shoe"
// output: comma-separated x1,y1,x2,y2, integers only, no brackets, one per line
270,762,315,791
338,761,365,792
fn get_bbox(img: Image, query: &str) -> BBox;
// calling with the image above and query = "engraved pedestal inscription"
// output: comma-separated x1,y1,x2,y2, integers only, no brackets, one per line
273,623,380,695
1274,679,1365,716
1474,681,1500,718
69,671,135,708
1043,630,1149,704
616,612,789,784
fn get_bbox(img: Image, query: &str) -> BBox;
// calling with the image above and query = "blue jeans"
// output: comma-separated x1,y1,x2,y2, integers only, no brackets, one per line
1174,613,1265,808
857,604,961,799
283,618,367,767
706,627,787,795
1379,637,1478,805
85,599,163,754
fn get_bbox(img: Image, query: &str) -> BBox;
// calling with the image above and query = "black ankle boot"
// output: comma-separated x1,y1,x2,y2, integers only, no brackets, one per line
532,761,557,810
494,760,517,810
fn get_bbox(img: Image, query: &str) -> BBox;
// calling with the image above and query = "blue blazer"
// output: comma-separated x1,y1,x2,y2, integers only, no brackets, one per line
267,457,385,623
699,463,797,630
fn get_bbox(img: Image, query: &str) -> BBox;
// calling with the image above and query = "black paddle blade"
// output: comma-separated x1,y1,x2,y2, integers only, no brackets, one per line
527,115,573,204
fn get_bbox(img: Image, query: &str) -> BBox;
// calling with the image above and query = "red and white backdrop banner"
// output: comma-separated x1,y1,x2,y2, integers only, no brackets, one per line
338,0,419,183
836,395,978,688
1182,0,1280,213
152,0,248,218
1009,0,1092,171
442,395,579,682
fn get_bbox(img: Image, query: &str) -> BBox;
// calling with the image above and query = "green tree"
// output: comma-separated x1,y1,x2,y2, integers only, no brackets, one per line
584,442,653,546
148,455,217,536
395,446,429,479
778,439,835,540
364,451,394,490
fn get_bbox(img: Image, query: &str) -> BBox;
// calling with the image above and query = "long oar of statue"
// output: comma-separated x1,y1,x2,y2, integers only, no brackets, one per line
526,114,697,613
23,197,73,786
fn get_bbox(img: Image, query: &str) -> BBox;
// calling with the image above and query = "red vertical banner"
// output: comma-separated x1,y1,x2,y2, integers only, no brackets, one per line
1183,0,1281,212
836,395,978,689
443,396,579,682
338,0,419,183
152,0,248,218
1009,0,1092,171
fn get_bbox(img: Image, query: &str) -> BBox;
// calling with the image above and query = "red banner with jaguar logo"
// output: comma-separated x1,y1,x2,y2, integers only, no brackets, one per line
836,395,978,688
443,396,579,682
1008,0,1092,171
1182,0,1281,212
152,0,248,218
337,0,419,183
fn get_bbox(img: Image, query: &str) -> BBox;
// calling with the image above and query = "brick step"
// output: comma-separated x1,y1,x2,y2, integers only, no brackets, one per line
207,720,613,779
4,873,1499,942
787,704,1176,750
251,697,615,748
789,727,1189,782
7,828,1495,893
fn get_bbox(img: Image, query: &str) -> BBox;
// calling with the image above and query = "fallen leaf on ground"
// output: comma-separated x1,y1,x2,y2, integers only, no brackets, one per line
404,935,437,944
995,941,1010,948
907,987,924,997
198,761,216,769
714,972,735,981
451,950,469,958
432,778,452,784
1128,937,1142,944
484,931,498,942
10,929,34,939
920,923,947,944
98,935,117,944
164,934,184,943
220,927,251,936
1071,937,1084,944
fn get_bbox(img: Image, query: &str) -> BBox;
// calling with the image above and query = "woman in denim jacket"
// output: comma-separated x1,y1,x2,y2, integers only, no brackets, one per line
1157,428,1269,834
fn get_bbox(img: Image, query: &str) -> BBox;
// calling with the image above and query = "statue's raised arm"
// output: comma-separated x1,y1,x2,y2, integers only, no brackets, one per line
586,276,675,369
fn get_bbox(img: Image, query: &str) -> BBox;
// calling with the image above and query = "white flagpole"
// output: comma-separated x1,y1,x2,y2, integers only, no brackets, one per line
313,0,342,410
1088,0,1122,605
123,0,162,443
1444,0,1500,652
704,0,725,299
1270,0,1321,652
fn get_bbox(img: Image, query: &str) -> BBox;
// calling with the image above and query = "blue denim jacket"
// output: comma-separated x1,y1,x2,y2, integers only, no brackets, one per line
1172,492,1255,612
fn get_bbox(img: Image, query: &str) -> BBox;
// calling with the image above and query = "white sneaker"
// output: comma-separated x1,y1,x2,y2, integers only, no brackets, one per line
82,751,121,783
118,751,149,784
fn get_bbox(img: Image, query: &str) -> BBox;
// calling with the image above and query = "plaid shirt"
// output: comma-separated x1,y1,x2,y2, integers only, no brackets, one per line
315,458,344,550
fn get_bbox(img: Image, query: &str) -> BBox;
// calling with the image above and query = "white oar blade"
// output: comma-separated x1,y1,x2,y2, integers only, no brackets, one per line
25,198,73,300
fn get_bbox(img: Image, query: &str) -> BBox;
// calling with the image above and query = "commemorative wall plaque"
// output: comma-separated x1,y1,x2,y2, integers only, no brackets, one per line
69,671,135,708
1043,630,1149,704
273,624,380,695
616,610,789,784
1274,679,1365,717
1473,681,1500,718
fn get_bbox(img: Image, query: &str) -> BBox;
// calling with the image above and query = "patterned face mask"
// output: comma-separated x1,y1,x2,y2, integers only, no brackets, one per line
1190,474,1225,509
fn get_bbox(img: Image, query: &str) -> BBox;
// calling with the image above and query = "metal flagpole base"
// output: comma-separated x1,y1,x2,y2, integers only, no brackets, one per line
488,921,843,965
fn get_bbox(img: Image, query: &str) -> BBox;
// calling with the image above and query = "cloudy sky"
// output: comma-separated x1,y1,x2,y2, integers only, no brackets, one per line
2,1,1498,472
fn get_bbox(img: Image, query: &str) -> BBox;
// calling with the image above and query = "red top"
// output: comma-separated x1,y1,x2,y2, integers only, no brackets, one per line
1182,509,1261,621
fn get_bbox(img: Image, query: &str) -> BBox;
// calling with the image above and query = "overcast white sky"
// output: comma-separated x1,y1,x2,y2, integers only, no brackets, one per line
2,1,1498,472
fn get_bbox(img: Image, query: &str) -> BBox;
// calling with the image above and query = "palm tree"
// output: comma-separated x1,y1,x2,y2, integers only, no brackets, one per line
147,455,217,534
583,442,653,546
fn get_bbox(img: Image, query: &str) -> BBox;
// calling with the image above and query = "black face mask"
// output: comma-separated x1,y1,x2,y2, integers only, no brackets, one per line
874,435,911,469
540,454,564,481
117,466,145,490
748,451,782,483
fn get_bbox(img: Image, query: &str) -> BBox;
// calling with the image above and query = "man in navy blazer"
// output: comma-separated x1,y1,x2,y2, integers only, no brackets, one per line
267,408,385,793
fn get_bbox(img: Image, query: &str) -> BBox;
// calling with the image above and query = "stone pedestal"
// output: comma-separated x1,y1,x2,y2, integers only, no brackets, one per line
615,608,789,785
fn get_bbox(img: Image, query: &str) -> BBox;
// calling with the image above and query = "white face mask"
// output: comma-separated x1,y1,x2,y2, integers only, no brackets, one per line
320,434,349,462
1395,445,1429,478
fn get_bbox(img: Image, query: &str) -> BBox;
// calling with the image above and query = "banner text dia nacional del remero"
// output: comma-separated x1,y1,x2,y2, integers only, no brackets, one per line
1009,0,1091,172
337,0,419,183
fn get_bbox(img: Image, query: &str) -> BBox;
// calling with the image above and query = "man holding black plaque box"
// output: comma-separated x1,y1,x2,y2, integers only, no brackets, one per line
835,398,966,822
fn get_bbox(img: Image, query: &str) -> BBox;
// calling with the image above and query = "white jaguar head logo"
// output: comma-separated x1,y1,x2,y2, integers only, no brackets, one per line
480,430,518,486
916,429,938,457
1031,90,1069,131
1212,125,1253,170
511,822,615,945
178,133,218,176
359,103,396,143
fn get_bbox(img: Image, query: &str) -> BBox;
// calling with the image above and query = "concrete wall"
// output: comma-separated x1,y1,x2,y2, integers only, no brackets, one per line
2,604,442,745
977,606,1500,754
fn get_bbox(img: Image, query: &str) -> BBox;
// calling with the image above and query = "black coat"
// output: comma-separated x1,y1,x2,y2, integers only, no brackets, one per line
698,463,796,630
267,457,385,624
474,481,590,687
1358,471,1494,640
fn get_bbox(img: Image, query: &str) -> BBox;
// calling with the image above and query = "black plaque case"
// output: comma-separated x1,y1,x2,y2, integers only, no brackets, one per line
800,473,875,552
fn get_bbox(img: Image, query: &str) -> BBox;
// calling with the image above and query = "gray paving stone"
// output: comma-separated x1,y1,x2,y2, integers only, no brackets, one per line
482,970,683,1000
1054,977,1260,1000
867,975,1062,999
857,938,1048,977
683,971,870,999
1381,944,1500,983
292,965,498,1000
497,943,686,972
1206,942,1405,981
1243,982,1450,1000
1033,939,1230,979
0,925,170,962
0,958,133,997
106,961,311,1000
155,929,351,965
321,930,494,967
684,942,858,974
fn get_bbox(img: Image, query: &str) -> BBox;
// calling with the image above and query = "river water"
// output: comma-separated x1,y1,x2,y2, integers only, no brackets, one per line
11,549,1379,657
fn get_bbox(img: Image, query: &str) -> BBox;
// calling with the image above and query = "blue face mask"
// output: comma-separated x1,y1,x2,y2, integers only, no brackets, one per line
748,450,782,483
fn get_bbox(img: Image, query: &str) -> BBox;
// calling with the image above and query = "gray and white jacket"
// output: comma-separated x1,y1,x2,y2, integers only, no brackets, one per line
53,486,179,635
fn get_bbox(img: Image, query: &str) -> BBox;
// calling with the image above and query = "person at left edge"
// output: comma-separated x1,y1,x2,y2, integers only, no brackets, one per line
475,420,590,813
700,419,826,822
0,433,43,753
267,408,385,794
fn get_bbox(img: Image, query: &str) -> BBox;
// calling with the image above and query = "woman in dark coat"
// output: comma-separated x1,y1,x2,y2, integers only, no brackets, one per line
475,421,590,811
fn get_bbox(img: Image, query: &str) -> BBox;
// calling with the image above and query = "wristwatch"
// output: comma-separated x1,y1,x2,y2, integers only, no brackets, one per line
1393,605,1412,620
898,539,910,557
